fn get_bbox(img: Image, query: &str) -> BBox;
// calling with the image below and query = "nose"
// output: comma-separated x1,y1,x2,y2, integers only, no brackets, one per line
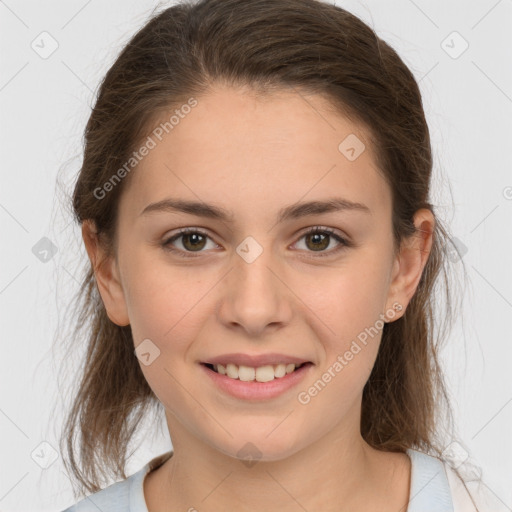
216,241,293,337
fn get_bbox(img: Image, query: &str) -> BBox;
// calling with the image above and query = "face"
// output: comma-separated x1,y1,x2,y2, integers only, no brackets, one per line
86,84,432,462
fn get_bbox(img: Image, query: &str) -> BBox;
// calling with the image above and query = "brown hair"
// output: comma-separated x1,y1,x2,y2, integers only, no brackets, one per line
60,0,470,500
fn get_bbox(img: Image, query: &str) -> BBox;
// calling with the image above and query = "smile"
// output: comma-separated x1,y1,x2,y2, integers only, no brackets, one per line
206,362,307,382
200,361,314,401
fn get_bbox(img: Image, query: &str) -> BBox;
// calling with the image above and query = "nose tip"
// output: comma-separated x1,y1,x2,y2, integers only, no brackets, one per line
216,252,293,336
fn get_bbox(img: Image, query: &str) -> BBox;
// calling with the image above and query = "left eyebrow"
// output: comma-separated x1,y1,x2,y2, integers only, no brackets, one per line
139,196,371,222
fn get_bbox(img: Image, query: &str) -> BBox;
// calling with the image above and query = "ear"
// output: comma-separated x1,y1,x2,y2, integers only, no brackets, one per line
385,208,435,321
82,220,130,327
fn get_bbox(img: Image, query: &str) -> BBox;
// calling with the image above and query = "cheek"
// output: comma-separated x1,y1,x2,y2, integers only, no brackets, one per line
126,266,210,405
121,248,209,339
311,256,389,333
297,274,385,418
300,251,390,382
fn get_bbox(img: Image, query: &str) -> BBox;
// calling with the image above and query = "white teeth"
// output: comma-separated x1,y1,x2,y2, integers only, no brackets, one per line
211,362,304,382
226,363,239,379
238,365,255,381
285,363,295,374
255,365,275,382
274,364,286,378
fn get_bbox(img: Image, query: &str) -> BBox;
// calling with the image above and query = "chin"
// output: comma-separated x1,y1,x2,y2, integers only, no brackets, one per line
209,431,305,465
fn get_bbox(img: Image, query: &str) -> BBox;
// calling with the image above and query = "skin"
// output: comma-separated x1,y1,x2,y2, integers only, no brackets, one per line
83,83,434,511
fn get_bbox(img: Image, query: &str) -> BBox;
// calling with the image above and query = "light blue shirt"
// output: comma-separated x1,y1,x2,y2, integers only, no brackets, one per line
62,448,455,511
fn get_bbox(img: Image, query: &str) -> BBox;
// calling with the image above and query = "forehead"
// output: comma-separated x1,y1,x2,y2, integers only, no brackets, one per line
119,84,391,224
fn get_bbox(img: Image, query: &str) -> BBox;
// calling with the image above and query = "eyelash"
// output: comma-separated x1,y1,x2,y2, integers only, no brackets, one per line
161,226,352,259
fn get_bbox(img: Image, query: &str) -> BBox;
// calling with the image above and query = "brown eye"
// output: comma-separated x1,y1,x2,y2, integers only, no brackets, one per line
161,226,351,259
294,227,351,257
180,232,207,251
304,231,331,251
162,228,215,256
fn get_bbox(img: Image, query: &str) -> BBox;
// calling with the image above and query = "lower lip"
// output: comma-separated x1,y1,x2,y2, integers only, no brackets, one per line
200,363,313,401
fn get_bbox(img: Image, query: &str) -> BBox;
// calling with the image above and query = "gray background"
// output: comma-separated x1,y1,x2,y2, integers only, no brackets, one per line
0,0,511,510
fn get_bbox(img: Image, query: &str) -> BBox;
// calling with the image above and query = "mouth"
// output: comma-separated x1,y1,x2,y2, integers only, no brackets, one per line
199,352,315,400
200,361,313,383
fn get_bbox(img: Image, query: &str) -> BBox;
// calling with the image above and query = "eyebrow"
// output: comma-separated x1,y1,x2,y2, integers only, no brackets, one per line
139,196,371,223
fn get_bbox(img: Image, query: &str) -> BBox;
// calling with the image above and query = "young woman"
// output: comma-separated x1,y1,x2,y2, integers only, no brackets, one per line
60,0,486,510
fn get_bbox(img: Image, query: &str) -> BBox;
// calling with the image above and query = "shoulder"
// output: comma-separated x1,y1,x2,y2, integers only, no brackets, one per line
407,448,454,511
443,459,506,512
61,451,173,512
60,469,143,512
60,476,135,512
407,448,500,512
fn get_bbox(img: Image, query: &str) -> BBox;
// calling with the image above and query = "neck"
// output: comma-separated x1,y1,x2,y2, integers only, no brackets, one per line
144,415,411,512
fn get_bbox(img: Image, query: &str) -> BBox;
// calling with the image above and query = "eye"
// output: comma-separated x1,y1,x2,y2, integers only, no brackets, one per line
293,226,351,257
162,228,219,257
161,226,351,258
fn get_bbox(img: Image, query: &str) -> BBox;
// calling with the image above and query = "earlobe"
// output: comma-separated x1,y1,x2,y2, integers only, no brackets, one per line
82,220,130,327
385,209,435,320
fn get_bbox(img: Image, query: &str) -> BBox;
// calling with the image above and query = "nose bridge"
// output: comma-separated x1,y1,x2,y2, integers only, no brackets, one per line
218,234,292,333
233,234,280,301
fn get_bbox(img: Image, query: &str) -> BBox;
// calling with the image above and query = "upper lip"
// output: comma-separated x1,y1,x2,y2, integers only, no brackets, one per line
201,353,312,367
